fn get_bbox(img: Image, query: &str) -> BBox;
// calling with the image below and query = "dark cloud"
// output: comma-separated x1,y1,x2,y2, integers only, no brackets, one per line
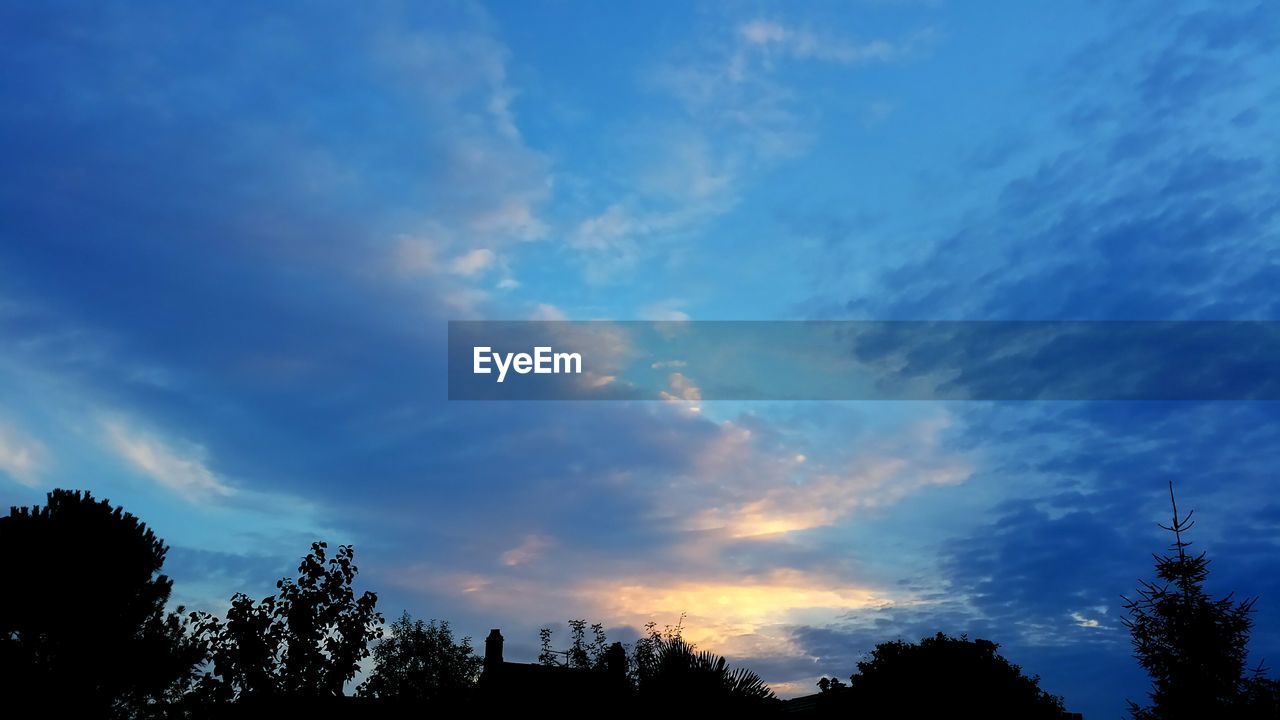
813,1,1280,323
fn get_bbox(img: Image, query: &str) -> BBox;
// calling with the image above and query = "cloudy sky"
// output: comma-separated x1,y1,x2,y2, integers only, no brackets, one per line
2,1,1279,715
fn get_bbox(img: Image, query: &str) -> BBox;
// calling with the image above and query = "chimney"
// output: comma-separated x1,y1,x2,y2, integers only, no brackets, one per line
484,629,504,675
606,641,626,678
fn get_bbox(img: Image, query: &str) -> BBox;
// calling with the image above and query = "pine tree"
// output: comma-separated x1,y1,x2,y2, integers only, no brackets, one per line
0,489,201,717
1123,482,1262,719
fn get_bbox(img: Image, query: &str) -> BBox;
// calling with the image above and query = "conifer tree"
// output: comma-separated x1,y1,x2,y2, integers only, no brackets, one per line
1124,483,1263,719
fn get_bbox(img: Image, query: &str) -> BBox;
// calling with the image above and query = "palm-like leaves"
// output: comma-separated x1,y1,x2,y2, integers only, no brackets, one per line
637,636,775,705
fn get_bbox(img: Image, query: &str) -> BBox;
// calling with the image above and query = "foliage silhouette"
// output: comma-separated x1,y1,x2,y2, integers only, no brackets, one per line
629,617,685,679
0,489,199,718
631,621,778,712
815,675,846,692
1124,482,1279,719
829,632,1067,718
189,541,382,703
538,619,612,670
534,618,776,712
358,612,481,702
0,490,1123,717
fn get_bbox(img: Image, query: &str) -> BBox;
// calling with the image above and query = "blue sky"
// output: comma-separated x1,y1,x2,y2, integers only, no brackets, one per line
2,1,1279,715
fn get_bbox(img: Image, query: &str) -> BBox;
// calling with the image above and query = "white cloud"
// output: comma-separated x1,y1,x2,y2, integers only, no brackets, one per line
738,20,791,46
564,17,933,284
501,534,553,567
738,19,933,65
662,372,702,402
675,412,971,538
449,248,497,276
104,420,235,503
375,20,552,303
659,372,703,414
529,303,568,321
571,204,640,252
386,27,551,244
0,421,47,487
1071,611,1102,629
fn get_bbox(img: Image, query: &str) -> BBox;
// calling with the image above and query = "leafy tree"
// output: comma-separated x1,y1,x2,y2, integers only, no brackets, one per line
569,619,611,670
190,541,382,702
539,619,611,670
841,632,1066,718
358,612,481,701
1124,483,1273,719
189,592,282,701
0,489,200,718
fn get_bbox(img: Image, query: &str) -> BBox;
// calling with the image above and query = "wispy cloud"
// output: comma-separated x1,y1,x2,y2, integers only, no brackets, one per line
737,20,935,65
501,533,554,567
104,420,236,503
0,420,47,487
566,15,933,286
379,25,551,248
676,412,970,538
449,248,497,277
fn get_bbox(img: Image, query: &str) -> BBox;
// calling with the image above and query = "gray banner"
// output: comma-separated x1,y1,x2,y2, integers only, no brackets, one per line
447,321,1280,401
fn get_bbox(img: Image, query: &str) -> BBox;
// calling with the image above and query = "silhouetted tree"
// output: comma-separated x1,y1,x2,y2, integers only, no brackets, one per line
816,676,846,692
189,541,382,702
630,616,685,686
358,612,481,702
1239,670,1280,719
632,622,777,713
538,619,611,670
838,632,1066,718
570,619,611,670
1124,483,1275,719
0,489,200,718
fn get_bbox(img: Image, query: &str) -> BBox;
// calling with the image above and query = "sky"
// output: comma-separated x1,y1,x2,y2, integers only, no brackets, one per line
2,1,1279,716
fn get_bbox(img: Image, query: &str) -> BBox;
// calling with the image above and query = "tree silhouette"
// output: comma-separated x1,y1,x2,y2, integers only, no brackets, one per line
629,617,685,686
836,632,1067,718
632,622,777,712
358,612,481,702
190,541,382,702
1124,482,1274,719
0,489,199,718
533,618,776,712
538,619,612,670
815,675,846,692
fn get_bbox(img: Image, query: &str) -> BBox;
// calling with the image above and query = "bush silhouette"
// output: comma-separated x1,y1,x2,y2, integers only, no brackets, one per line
0,489,199,717
833,632,1067,718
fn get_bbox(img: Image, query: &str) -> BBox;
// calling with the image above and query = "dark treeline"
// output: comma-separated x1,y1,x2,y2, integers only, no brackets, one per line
1,486,1278,718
